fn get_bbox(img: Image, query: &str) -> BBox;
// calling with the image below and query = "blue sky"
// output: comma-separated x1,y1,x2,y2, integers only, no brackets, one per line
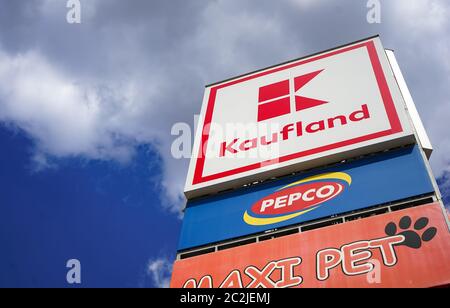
0,0,449,287
0,126,180,287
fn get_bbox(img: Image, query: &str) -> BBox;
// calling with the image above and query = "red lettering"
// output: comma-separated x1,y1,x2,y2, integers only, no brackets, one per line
280,124,295,140
219,270,243,288
342,241,373,275
327,115,347,128
369,235,404,266
245,262,277,288
305,120,325,133
349,104,370,121
261,132,278,146
275,257,303,288
239,138,258,151
182,276,213,288
316,248,341,281
296,121,303,137
219,138,238,157
217,104,372,157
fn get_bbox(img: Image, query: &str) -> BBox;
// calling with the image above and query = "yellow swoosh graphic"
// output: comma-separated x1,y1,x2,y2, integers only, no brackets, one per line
243,206,319,226
277,172,351,191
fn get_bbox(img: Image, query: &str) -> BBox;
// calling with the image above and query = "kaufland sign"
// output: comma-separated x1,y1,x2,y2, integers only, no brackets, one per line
185,36,415,198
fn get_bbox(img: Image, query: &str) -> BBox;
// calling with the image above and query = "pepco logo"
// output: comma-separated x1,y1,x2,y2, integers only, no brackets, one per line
243,172,351,226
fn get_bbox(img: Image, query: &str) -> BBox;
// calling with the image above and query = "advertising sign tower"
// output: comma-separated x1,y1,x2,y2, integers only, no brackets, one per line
172,36,450,288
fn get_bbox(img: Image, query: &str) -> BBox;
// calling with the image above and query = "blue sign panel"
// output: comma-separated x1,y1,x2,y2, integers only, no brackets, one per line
178,145,435,251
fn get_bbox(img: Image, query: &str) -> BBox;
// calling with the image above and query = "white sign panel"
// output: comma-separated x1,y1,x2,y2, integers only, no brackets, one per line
385,49,433,158
185,36,416,199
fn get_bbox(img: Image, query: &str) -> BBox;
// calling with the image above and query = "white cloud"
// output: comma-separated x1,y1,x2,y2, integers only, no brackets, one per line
287,0,330,9
0,47,191,214
1,0,450,215
0,48,187,212
0,50,134,162
390,0,449,34
0,1,301,215
146,257,173,288
384,1,450,181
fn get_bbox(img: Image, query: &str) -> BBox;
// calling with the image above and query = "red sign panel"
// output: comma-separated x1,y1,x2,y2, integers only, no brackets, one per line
171,203,450,288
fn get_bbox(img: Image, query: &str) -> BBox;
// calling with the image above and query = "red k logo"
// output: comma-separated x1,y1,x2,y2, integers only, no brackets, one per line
257,69,327,122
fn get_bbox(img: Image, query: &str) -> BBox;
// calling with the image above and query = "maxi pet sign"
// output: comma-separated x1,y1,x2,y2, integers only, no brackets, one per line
178,146,434,250
185,36,415,198
172,203,450,288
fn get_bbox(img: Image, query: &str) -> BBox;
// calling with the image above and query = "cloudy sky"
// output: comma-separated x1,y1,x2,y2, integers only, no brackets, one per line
0,0,449,287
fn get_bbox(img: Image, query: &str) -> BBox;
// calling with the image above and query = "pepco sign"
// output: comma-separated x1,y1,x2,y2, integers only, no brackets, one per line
244,172,351,226
178,146,434,251
185,36,416,198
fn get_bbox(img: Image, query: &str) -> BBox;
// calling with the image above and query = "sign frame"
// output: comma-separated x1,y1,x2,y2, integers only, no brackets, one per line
185,35,416,199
